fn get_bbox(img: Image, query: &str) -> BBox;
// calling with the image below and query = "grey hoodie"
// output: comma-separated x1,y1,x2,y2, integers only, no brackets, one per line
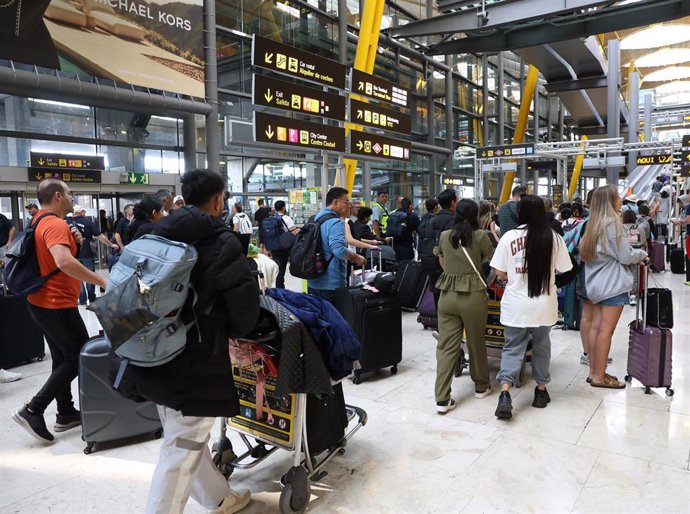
584,223,647,304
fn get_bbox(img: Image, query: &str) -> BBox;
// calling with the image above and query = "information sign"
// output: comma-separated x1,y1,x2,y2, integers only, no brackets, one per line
351,69,411,109
350,132,411,162
350,99,411,134
253,75,346,121
254,112,345,152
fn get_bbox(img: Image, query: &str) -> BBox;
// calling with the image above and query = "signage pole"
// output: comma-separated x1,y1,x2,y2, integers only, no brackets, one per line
204,0,221,179
183,115,197,171
321,151,329,206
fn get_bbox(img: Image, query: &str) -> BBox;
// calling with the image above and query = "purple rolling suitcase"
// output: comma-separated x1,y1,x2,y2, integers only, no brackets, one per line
416,289,437,330
625,265,674,396
649,242,665,273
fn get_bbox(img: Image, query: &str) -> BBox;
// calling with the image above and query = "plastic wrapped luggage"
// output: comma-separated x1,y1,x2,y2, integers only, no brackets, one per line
416,289,437,330
394,260,427,311
0,265,45,368
626,266,673,396
334,286,402,384
79,336,162,454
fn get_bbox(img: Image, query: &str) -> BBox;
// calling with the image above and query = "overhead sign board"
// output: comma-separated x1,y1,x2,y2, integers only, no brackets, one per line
252,35,346,90
476,143,535,159
683,135,690,148
30,152,104,171
442,176,463,187
681,150,690,176
350,132,411,162
253,75,346,121
254,112,345,152
29,169,102,184
127,173,150,185
351,69,411,109
636,154,672,166
350,99,411,135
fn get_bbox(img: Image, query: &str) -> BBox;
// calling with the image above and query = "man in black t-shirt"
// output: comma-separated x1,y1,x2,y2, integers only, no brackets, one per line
254,199,272,246
114,204,134,251
71,206,118,304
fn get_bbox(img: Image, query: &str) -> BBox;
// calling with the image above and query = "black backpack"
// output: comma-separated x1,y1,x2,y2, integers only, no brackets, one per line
4,212,61,295
288,213,339,279
417,213,436,266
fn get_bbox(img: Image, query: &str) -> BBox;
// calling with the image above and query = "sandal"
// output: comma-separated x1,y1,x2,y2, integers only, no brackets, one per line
586,373,618,384
590,374,626,389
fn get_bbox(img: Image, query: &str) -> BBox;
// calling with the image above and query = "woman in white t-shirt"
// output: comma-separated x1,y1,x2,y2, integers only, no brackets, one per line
490,195,572,420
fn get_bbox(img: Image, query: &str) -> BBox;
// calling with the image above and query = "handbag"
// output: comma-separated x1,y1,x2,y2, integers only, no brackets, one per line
646,287,673,329
460,245,489,298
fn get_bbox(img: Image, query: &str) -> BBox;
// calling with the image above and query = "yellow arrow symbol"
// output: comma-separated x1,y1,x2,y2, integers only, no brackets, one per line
35,173,42,180
265,53,273,64
265,125,274,139
356,140,363,150
358,82,364,91
38,158,45,166
357,110,363,120
264,89,273,103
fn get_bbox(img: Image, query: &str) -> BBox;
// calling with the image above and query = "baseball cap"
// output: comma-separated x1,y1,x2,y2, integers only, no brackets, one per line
173,195,184,204
73,205,86,214
26,203,38,209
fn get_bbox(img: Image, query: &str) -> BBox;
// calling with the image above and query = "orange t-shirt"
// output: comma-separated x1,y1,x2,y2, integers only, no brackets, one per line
27,210,81,309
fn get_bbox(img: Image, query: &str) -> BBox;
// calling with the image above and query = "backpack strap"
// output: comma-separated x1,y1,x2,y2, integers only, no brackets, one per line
33,212,62,281
315,212,340,266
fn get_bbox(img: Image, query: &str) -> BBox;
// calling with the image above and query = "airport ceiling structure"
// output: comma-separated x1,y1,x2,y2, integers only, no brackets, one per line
387,0,690,134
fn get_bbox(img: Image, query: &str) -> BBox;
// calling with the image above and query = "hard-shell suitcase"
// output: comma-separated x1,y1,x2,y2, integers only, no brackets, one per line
562,282,583,331
416,289,437,330
79,336,162,454
625,266,674,396
0,266,45,368
334,287,402,384
394,260,427,311
670,249,684,273
649,242,665,273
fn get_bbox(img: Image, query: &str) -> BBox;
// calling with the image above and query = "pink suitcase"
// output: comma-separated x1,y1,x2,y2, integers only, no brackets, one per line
625,265,674,396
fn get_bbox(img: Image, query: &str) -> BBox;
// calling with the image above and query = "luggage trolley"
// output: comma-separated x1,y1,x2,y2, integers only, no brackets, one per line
212,320,367,514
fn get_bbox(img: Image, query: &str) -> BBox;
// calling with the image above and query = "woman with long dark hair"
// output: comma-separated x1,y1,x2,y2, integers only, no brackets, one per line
434,199,495,414
490,195,572,419
124,196,164,245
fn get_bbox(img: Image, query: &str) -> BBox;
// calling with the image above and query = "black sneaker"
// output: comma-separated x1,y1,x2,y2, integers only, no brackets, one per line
494,391,513,419
11,405,54,442
55,410,82,432
436,398,457,414
532,387,551,408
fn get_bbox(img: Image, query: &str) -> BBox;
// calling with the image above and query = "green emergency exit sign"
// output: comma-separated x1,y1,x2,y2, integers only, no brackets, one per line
127,172,149,185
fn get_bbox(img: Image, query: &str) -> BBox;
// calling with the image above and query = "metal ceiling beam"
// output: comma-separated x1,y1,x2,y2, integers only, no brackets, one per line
545,76,608,93
428,0,690,54
388,0,612,39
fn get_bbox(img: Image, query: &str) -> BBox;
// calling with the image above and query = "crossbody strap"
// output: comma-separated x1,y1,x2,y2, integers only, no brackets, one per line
460,244,487,288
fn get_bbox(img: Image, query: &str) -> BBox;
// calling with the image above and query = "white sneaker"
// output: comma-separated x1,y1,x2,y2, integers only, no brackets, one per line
210,488,251,513
0,369,22,383
431,331,439,341
629,295,637,306
436,398,456,414
474,386,492,399
580,353,589,366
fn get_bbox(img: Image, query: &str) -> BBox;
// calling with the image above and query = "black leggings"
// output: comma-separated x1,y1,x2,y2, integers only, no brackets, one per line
27,305,90,415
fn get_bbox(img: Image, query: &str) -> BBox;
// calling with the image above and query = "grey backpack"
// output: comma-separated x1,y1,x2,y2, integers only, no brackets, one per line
88,235,200,387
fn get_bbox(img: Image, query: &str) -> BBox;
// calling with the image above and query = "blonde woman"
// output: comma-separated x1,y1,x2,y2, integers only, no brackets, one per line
580,185,647,389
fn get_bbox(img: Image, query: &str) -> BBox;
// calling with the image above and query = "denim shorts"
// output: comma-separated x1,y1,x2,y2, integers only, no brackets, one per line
597,292,629,306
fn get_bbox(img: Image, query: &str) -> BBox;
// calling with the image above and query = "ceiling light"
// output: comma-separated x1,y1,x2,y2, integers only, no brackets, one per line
636,48,690,68
644,66,690,82
620,24,690,50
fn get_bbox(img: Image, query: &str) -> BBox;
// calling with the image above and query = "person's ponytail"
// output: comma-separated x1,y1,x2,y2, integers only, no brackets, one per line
451,198,480,249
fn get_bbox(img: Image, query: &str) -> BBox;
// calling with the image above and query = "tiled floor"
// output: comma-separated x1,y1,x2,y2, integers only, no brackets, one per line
1,271,689,513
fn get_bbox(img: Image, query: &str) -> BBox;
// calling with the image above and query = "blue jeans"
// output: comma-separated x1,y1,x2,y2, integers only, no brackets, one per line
78,257,96,304
308,288,336,304
497,326,552,387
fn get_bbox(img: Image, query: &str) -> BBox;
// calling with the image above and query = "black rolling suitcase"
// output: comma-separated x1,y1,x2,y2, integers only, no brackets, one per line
306,382,348,454
670,249,685,274
394,260,428,311
334,286,402,384
0,265,45,368
79,336,162,454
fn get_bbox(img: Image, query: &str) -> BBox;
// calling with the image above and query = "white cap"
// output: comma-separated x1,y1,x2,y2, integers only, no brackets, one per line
73,205,85,214
173,195,184,204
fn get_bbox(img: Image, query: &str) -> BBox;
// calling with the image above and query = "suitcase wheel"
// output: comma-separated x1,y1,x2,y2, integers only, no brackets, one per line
83,442,94,455
37,354,45,361
352,370,362,385
390,365,398,375
280,466,310,514
666,387,674,397
624,375,631,383
644,386,651,395
153,428,163,439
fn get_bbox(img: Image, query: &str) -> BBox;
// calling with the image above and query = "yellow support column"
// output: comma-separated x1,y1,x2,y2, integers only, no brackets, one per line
568,135,588,200
499,65,540,203
344,0,386,195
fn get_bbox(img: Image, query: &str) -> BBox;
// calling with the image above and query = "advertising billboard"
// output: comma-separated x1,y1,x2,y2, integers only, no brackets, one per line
0,0,205,98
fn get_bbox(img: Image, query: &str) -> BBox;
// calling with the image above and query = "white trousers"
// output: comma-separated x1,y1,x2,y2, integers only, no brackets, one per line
146,406,229,514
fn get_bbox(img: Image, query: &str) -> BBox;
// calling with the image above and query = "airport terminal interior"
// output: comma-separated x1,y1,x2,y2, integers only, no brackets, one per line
2,0,690,512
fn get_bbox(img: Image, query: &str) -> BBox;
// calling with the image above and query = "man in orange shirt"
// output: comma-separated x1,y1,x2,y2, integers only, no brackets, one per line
11,179,107,443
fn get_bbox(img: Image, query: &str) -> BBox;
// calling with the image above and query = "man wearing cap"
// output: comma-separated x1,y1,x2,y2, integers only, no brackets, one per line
622,194,639,214
71,206,118,305
172,195,185,209
26,203,39,225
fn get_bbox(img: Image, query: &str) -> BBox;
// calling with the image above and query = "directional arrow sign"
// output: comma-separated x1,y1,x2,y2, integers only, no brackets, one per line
349,99,411,135
252,75,346,121
350,69,411,109
350,132,410,162
127,172,150,185
252,35,347,89
30,152,105,171
29,168,102,183
254,112,345,152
